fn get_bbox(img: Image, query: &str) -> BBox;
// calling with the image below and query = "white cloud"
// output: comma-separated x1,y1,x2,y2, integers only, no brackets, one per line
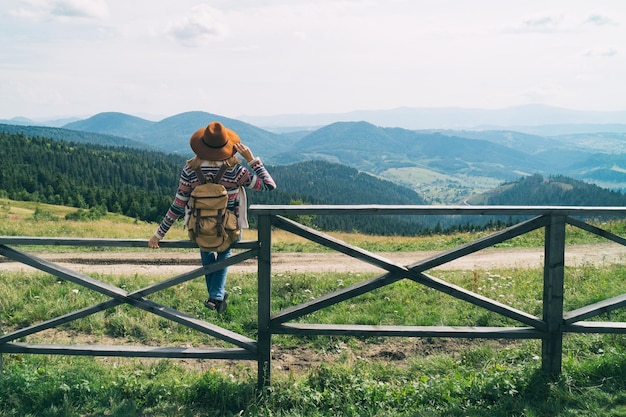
2,0,626,118
167,5,229,47
506,12,568,33
8,0,109,22
584,13,619,27
50,0,109,20
583,46,618,57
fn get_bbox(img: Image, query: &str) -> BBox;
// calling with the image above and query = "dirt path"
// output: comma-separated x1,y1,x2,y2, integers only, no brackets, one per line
2,242,626,274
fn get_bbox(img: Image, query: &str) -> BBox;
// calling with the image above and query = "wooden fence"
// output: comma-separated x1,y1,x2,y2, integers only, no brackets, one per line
2,205,626,389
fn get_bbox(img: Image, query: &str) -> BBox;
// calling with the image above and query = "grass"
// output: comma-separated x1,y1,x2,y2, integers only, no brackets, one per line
4,198,626,415
3,197,625,253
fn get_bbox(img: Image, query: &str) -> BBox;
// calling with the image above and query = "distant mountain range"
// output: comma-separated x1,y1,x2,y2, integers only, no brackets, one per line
61,111,292,158
237,104,626,132
3,105,626,203
4,104,626,133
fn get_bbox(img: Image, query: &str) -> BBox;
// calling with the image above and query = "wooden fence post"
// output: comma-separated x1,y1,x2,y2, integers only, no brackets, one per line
542,214,566,375
257,213,272,390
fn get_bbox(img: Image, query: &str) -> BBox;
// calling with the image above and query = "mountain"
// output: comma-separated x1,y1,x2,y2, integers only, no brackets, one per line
9,108,626,202
468,174,626,207
0,123,156,150
269,121,547,179
267,160,427,206
0,116,83,127
62,111,293,158
0,117,37,126
0,132,429,234
505,124,626,136
267,121,626,197
63,112,154,138
239,104,626,131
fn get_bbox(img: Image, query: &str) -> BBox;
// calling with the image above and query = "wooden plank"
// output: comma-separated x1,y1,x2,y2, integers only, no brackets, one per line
542,214,566,375
565,321,626,334
270,220,545,330
271,272,402,324
133,249,258,297
271,216,546,328
257,214,273,389
564,293,626,324
0,237,257,249
0,243,258,350
273,215,411,273
273,323,542,339
413,271,546,330
0,245,130,299
0,343,255,360
121,297,257,351
250,204,626,217
0,299,120,343
407,215,549,271
1,295,257,351
272,267,544,330
0,253,256,343
271,268,545,330
566,217,626,247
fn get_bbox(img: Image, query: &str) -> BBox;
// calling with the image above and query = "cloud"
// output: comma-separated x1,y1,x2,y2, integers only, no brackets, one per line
507,12,567,33
8,0,108,21
584,13,619,27
167,5,229,47
583,46,618,57
50,0,109,19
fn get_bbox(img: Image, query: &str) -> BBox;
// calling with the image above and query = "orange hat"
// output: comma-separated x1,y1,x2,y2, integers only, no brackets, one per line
189,121,241,161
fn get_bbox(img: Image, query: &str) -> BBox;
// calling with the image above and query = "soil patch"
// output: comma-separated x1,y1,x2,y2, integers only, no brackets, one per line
2,242,626,274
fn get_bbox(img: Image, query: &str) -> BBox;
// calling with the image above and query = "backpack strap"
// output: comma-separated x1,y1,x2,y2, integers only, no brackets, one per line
213,163,229,184
194,167,206,184
194,163,229,185
212,164,229,237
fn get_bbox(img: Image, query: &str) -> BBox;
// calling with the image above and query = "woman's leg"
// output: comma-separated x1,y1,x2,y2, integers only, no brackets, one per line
200,248,231,301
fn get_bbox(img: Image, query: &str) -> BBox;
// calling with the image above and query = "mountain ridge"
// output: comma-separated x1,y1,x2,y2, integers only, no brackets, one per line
238,104,626,131
4,107,626,202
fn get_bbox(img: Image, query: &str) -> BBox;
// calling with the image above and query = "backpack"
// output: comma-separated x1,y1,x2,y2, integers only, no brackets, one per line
187,164,240,252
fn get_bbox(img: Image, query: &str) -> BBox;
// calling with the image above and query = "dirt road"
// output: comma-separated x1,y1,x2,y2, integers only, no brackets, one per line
2,242,625,275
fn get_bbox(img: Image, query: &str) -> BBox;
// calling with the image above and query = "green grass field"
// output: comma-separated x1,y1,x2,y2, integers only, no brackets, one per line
3,199,626,416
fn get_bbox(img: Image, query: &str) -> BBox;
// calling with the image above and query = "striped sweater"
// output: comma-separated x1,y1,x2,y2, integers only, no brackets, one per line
154,158,276,239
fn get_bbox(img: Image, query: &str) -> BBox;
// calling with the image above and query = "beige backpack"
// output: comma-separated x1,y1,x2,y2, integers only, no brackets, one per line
187,164,240,252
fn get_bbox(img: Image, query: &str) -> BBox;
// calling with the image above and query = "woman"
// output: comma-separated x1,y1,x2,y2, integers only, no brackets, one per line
148,121,276,313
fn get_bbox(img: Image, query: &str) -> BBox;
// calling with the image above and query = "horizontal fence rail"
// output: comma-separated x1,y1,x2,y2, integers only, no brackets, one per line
249,205,626,386
0,239,260,366
2,205,626,388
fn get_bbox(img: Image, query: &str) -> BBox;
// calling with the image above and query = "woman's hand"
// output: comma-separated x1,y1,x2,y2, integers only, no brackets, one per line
148,235,160,249
234,143,254,162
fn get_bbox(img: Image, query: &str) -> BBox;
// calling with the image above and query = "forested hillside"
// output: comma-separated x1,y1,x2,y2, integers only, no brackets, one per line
0,123,153,150
0,132,431,234
253,160,432,235
0,132,185,222
468,174,626,206
13,111,626,194
5,130,626,235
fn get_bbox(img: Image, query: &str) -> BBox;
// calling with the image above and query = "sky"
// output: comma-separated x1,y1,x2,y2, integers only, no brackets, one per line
1,0,625,121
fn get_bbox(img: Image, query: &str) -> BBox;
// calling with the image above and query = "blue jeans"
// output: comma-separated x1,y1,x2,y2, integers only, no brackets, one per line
200,248,230,301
